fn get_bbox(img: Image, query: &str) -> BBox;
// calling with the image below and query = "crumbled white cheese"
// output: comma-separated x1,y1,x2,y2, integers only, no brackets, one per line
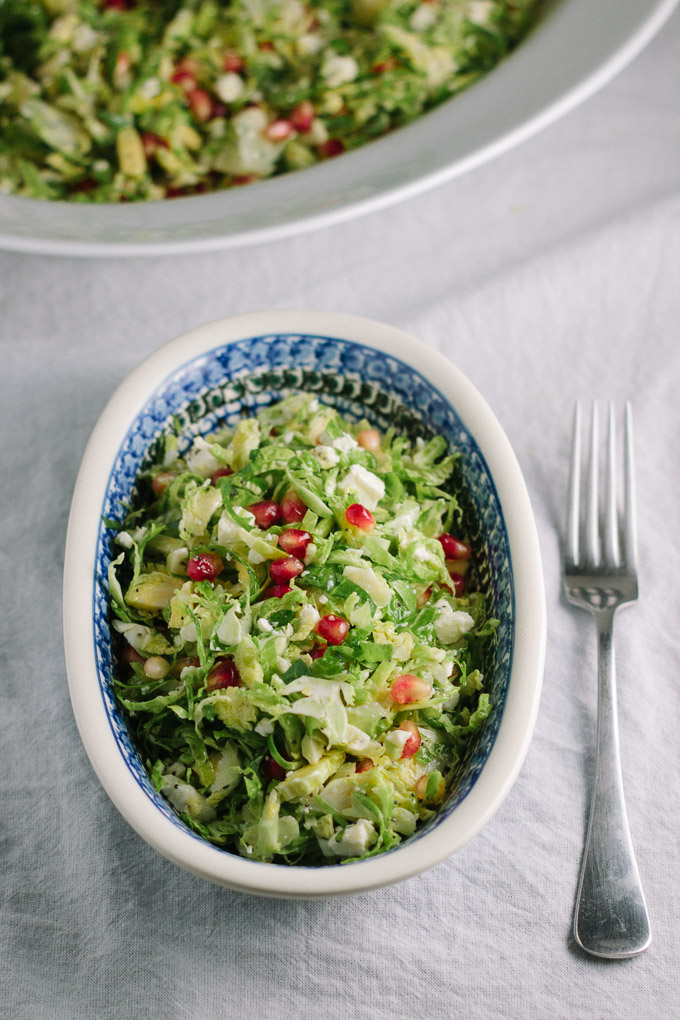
257,618,274,633
314,445,340,469
296,32,324,56
185,436,222,478
410,3,437,31
247,548,265,565
214,72,244,103
338,464,385,511
433,600,475,644
322,54,359,87
331,433,358,454
117,531,133,549
322,818,375,857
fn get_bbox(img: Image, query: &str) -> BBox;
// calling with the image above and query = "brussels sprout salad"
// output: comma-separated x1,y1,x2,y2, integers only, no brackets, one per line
0,0,542,202
108,393,497,864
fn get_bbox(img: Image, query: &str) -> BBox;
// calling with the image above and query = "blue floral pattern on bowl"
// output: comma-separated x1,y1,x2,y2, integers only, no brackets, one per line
93,333,513,864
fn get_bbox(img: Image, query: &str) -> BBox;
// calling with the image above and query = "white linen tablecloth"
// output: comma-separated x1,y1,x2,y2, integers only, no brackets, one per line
2,9,679,1019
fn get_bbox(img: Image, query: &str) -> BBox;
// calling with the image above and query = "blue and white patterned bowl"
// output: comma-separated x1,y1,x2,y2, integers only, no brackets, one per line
64,311,545,898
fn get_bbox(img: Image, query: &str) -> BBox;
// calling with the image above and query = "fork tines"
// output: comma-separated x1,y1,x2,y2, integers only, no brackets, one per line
565,402,637,574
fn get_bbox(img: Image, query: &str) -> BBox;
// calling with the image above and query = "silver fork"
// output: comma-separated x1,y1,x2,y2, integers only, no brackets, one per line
564,402,651,959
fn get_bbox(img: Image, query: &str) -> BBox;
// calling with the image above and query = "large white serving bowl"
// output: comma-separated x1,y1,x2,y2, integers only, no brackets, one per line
2,0,677,256
63,310,545,897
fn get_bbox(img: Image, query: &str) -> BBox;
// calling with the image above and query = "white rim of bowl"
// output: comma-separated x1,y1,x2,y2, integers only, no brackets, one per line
63,310,546,897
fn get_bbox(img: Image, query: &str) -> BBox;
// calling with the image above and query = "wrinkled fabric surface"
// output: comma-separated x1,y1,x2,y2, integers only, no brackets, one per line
2,9,679,1019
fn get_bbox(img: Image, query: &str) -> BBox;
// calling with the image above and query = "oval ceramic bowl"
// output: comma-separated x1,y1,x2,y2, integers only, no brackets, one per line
63,310,545,897
2,0,678,256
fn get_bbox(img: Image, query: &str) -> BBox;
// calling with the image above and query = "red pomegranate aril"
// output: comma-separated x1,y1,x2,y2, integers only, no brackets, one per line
416,585,432,609
270,556,304,584
151,471,176,495
448,571,465,597
105,0,129,10
170,69,197,91
390,674,433,705
141,131,168,157
247,500,282,529
278,528,312,558
399,720,421,758
186,552,224,582
211,465,233,485
290,100,314,133
355,758,373,773
316,614,349,646
223,50,244,72
121,643,143,665
437,533,472,560
75,177,97,193
356,428,381,452
188,88,213,121
267,583,291,598
280,489,307,523
309,645,327,660
345,503,375,531
264,118,294,142
206,659,240,692
319,138,345,158
261,753,286,782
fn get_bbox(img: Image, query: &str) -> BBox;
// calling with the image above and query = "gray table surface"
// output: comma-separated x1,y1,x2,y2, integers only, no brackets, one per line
2,9,679,1019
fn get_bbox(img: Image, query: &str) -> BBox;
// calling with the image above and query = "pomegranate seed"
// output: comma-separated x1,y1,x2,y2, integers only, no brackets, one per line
121,643,143,665
141,131,168,157
390,674,433,704
258,40,275,51
261,753,286,781
415,772,445,801
356,428,381,452
211,465,233,485
113,50,130,83
186,552,224,581
290,100,314,133
316,614,349,646
345,503,375,531
188,88,214,122
223,50,244,73
270,556,304,584
416,585,432,609
438,534,472,560
399,720,421,758
105,0,129,11
151,471,176,495
170,70,196,91
278,528,312,558
448,571,465,597
75,177,97,193
247,500,282,529
355,758,373,773
172,655,200,677
267,583,291,598
206,659,240,692
319,139,345,158
264,119,294,142
309,645,326,660
232,174,258,186
280,489,306,523
371,58,398,74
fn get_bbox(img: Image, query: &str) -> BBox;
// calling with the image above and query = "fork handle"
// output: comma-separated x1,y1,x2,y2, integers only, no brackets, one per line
574,609,651,958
